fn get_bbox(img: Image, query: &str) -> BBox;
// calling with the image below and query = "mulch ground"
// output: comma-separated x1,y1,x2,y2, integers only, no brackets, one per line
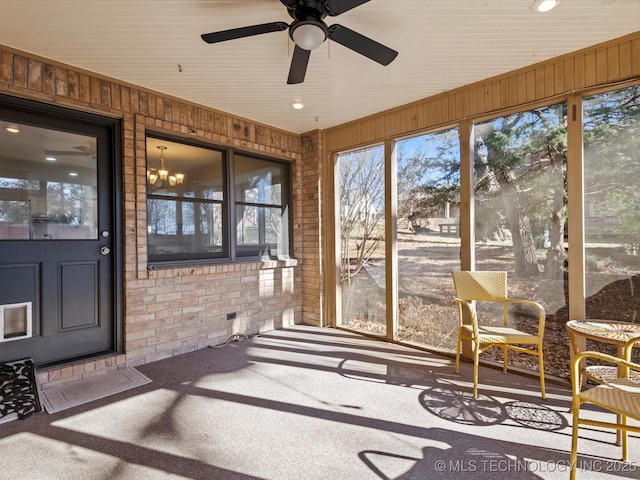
343,232,640,380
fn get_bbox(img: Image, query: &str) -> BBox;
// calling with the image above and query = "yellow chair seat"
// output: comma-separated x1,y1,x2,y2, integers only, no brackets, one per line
579,378,640,419
462,325,540,344
585,364,640,384
570,339,640,480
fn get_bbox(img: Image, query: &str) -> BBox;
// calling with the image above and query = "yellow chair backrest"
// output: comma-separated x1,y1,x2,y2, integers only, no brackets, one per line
451,271,508,302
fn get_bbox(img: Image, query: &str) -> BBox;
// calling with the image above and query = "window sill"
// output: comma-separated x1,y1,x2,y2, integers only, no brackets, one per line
259,258,298,270
146,257,298,276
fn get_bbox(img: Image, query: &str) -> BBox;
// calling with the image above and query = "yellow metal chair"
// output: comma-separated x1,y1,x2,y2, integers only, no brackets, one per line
570,337,640,480
451,271,546,399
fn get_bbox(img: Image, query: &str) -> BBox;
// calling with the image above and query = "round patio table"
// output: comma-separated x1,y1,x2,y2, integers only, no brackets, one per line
567,320,640,352
566,319,640,384
566,319,640,352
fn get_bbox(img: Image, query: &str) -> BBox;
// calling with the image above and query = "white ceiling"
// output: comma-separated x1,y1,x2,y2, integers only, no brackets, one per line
0,0,639,135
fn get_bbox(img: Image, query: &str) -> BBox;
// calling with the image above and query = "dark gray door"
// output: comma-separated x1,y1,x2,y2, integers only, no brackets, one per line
0,103,118,366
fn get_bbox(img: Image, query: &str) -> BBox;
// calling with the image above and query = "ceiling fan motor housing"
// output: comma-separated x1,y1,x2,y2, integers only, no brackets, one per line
286,0,328,20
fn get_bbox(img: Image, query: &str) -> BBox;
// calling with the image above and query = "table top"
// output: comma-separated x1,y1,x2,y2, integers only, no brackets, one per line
566,319,640,345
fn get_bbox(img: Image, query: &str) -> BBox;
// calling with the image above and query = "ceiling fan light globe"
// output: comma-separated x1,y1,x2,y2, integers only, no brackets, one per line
291,23,326,51
530,0,560,12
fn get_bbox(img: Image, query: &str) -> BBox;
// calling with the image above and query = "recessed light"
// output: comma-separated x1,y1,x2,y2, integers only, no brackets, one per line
5,125,20,134
530,0,560,13
290,101,305,110
45,156,56,162
69,172,78,177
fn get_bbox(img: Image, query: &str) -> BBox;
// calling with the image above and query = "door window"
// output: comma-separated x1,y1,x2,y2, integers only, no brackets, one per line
0,122,97,240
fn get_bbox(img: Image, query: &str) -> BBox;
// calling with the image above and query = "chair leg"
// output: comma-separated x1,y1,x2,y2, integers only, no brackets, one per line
473,344,480,398
538,348,546,400
570,402,581,480
621,415,628,461
503,345,508,374
455,331,462,374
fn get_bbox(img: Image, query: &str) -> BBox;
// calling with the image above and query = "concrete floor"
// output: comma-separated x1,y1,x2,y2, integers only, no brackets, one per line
0,325,638,480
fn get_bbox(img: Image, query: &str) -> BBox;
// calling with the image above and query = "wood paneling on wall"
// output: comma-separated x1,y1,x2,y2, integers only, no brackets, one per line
323,32,640,153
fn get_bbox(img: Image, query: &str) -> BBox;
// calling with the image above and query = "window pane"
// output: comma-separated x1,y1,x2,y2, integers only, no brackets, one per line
338,145,386,336
235,155,283,206
146,137,226,262
147,198,223,261
146,137,224,200
237,205,260,245
146,138,290,263
473,104,567,376
235,205,289,258
584,85,640,322
396,128,461,349
265,207,282,244
0,122,98,240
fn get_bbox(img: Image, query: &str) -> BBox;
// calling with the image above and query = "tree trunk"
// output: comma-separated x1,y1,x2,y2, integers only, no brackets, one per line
501,176,541,278
545,175,566,280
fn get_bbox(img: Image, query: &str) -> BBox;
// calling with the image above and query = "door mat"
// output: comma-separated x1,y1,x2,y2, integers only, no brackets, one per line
0,358,42,424
41,368,152,414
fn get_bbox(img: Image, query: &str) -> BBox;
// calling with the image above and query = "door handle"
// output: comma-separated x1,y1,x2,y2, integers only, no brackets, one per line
100,246,111,256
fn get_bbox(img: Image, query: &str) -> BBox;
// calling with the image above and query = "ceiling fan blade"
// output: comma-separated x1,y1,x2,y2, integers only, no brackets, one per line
45,150,90,156
201,22,289,44
328,24,398,66
287,46,311,84
279,0,299,9
324,0,370,16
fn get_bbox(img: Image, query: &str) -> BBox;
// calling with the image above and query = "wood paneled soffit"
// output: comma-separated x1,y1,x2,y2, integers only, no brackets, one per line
324,31,640,153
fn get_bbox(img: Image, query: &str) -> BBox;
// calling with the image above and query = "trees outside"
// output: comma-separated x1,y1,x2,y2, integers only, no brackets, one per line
339,146,385,284
0,178,36,230
337,84,640,377
474,104,567,280
584,85,640,254
395,129,461,347
45,181,92,225
0,178,96,240
583,84,640,321
337,146,386,334
396,130,460,232
338,105,571,287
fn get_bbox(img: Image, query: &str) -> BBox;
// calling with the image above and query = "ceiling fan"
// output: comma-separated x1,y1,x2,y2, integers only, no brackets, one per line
201,0,398,84
45,145,96,164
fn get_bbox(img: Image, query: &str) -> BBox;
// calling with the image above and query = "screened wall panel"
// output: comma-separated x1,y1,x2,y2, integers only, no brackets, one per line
583,84,640,322
337,145,386,336
395,128,461,350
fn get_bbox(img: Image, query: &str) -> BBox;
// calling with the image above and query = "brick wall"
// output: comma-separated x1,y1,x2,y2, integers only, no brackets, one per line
300,131,324,326
0,45,317,390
